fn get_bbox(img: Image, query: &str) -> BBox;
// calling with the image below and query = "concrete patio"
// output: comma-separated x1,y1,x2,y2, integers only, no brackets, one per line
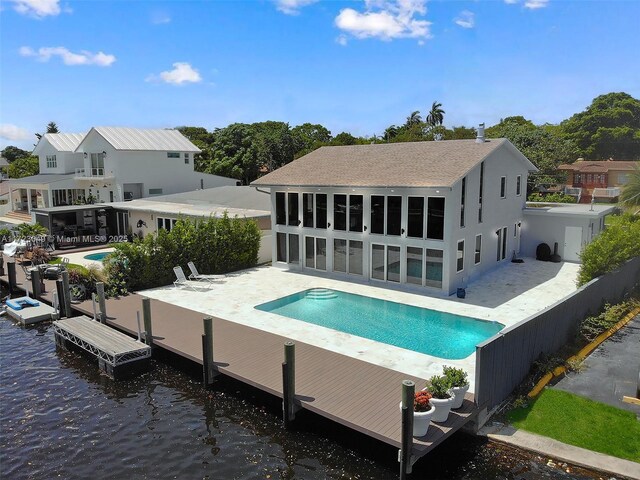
140,258,581,390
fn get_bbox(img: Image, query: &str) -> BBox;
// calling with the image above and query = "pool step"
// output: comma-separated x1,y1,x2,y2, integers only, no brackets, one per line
306,288,338,300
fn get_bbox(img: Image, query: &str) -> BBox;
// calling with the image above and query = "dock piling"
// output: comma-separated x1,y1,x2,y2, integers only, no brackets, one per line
399,380,415,479
136,311,142,342
56,279,67,318
202,317,215,385
0,256,4,276
142,298,153,348
91,293,98,320
31,268,42,299
61,271,72,319
7,262,16,294
282,341,297,427
96,282,106,324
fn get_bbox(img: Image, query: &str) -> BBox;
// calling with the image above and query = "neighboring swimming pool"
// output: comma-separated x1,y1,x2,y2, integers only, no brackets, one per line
84,252,110,262
255,288,504,359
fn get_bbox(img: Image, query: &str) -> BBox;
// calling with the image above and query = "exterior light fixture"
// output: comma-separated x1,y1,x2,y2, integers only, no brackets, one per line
83,152,87,158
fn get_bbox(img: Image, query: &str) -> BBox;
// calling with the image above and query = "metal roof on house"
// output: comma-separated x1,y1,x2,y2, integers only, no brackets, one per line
41,133,86,152
558,160,639,172
7,173,76,185
103,186,271,219
77,127,201,153
252,138,537,188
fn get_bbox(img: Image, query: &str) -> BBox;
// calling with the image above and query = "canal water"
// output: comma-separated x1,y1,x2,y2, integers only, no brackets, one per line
0,318,602,479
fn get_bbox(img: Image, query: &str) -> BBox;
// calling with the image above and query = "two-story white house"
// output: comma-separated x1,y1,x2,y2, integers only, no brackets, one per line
8,127,237,216
252,133,537,295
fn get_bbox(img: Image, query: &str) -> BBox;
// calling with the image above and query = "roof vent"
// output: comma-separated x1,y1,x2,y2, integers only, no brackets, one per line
476,123,485,143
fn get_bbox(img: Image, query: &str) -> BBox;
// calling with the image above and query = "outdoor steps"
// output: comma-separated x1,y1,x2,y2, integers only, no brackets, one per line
305,288,338,300
5,211,32,222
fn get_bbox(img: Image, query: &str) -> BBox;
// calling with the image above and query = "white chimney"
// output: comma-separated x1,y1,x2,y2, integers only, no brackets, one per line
476,123,485,143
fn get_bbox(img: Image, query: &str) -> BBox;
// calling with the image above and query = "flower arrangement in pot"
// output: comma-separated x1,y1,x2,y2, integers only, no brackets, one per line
443,365,469,409
412,391,435,437
426,375,455,423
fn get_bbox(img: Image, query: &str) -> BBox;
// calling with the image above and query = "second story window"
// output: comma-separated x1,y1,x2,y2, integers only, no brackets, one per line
167,152,180,158
90,153,105,176
500,176,507,199
516,175,522,196
460,176,466,228
184,153,190,164
46,155,57,168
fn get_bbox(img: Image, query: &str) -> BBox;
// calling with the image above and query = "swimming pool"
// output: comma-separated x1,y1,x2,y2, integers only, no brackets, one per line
84,252,110,262
255,288,503,359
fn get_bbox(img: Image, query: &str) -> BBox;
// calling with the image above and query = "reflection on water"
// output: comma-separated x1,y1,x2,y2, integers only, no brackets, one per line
0,319,601,480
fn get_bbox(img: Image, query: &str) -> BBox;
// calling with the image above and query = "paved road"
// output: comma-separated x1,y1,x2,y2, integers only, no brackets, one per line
554,314,640,415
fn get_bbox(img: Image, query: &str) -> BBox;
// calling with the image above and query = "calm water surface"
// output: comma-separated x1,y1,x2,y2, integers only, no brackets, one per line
0,319,601,480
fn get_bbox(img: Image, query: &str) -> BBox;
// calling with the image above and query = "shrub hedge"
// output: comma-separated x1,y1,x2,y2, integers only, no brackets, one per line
577,214,640,286
104,213,261,292
527,192,576,203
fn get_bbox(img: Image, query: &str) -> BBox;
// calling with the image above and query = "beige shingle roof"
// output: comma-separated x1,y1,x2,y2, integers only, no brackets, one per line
252,138,533,188
558,160,639,173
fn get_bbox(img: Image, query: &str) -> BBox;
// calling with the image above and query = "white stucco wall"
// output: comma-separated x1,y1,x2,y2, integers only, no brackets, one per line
37,140,84,175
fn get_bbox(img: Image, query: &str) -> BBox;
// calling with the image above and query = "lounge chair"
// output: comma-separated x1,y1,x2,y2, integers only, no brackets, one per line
173,266,201,291
187,261,226,284
43,257,69,280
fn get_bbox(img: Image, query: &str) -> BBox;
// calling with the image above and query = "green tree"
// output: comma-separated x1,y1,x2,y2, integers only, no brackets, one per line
331,132,359,146
1,146,31,162
176,126,215,173
291,123,332,157
619,166,640,213
8,156,39,178
445,126,476,140
383,125,399,142
426,101,445,127
560,92,640,159
252,121,297,172
206,123,261,184
405,110,422,128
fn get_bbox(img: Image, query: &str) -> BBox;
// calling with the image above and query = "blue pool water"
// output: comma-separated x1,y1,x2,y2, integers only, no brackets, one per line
256,289,504,359
83,252,110,261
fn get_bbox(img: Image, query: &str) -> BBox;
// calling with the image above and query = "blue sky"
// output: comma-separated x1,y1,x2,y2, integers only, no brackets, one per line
1,0,639,150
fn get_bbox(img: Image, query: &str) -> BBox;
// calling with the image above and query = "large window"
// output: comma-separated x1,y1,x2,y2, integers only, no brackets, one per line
500,176,507,198
288,233,299,264
46,155,57,168
370,244,400,283
276,233,300,264
349,240,363,275
475,235,482,264
276,192,286,225
456,240,465,272
387,196,402,236
277,233,286,262
460,177,466,228
333,238,362,275
303,193,314,228
406,247,423,285
90,153,105,176
426,197,445,240
288,193,299,226
316,194,327,229
167,152,180,158
387,245,400,282
349,195,363,232
157,217,177,232
333,238,347,272
407,197,424,238
425,249,443,288
497,227,507,261
333,194,347,231
478,161,484,223
371,244,385,280
370,195,385,234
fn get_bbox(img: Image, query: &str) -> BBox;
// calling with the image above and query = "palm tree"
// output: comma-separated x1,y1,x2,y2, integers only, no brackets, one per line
619,166,640,214
405,111,422,128
426,101,445,127
384,125,399,142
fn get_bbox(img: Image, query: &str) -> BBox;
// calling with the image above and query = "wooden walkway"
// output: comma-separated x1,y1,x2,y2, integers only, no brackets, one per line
3,257,478,460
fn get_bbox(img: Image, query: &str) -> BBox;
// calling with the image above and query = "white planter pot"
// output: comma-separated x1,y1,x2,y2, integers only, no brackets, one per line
399,403,435,437
450,384,470,409
429,396,454,422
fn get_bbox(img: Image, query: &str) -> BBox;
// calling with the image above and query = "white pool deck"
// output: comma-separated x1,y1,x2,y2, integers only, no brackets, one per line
59,247,115,269
140,258,580,392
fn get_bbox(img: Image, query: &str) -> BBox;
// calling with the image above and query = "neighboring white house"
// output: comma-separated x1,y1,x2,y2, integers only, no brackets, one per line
8,127,238,215
252,133,538,295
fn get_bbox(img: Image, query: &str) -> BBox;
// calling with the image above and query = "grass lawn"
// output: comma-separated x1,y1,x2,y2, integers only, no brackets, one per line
48,258,89,275
508,389,640,462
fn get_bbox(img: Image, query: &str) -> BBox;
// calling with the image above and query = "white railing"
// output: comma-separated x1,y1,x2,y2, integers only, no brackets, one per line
564,186,582,196
75,167,111,178
592,187,621,198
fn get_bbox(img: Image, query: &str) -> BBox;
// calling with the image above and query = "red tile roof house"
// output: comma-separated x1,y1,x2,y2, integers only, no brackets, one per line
558,159,639,203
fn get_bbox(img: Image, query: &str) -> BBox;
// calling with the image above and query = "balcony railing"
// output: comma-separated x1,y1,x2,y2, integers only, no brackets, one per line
74,168,114,179
591,187,621,198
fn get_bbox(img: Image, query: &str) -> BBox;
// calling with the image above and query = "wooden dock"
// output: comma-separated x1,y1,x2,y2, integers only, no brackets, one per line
53,315,151,378
2,257,479,471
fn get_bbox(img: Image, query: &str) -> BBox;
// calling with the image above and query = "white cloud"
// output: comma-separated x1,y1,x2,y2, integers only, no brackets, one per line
150,10,171,24
504,0,519,4
19,46,116,66
0,124,31,142
524,0,549,9
275,0,318,15
9,0,65,18
147,62,203,85
454,10,475,29
335,0,432,42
